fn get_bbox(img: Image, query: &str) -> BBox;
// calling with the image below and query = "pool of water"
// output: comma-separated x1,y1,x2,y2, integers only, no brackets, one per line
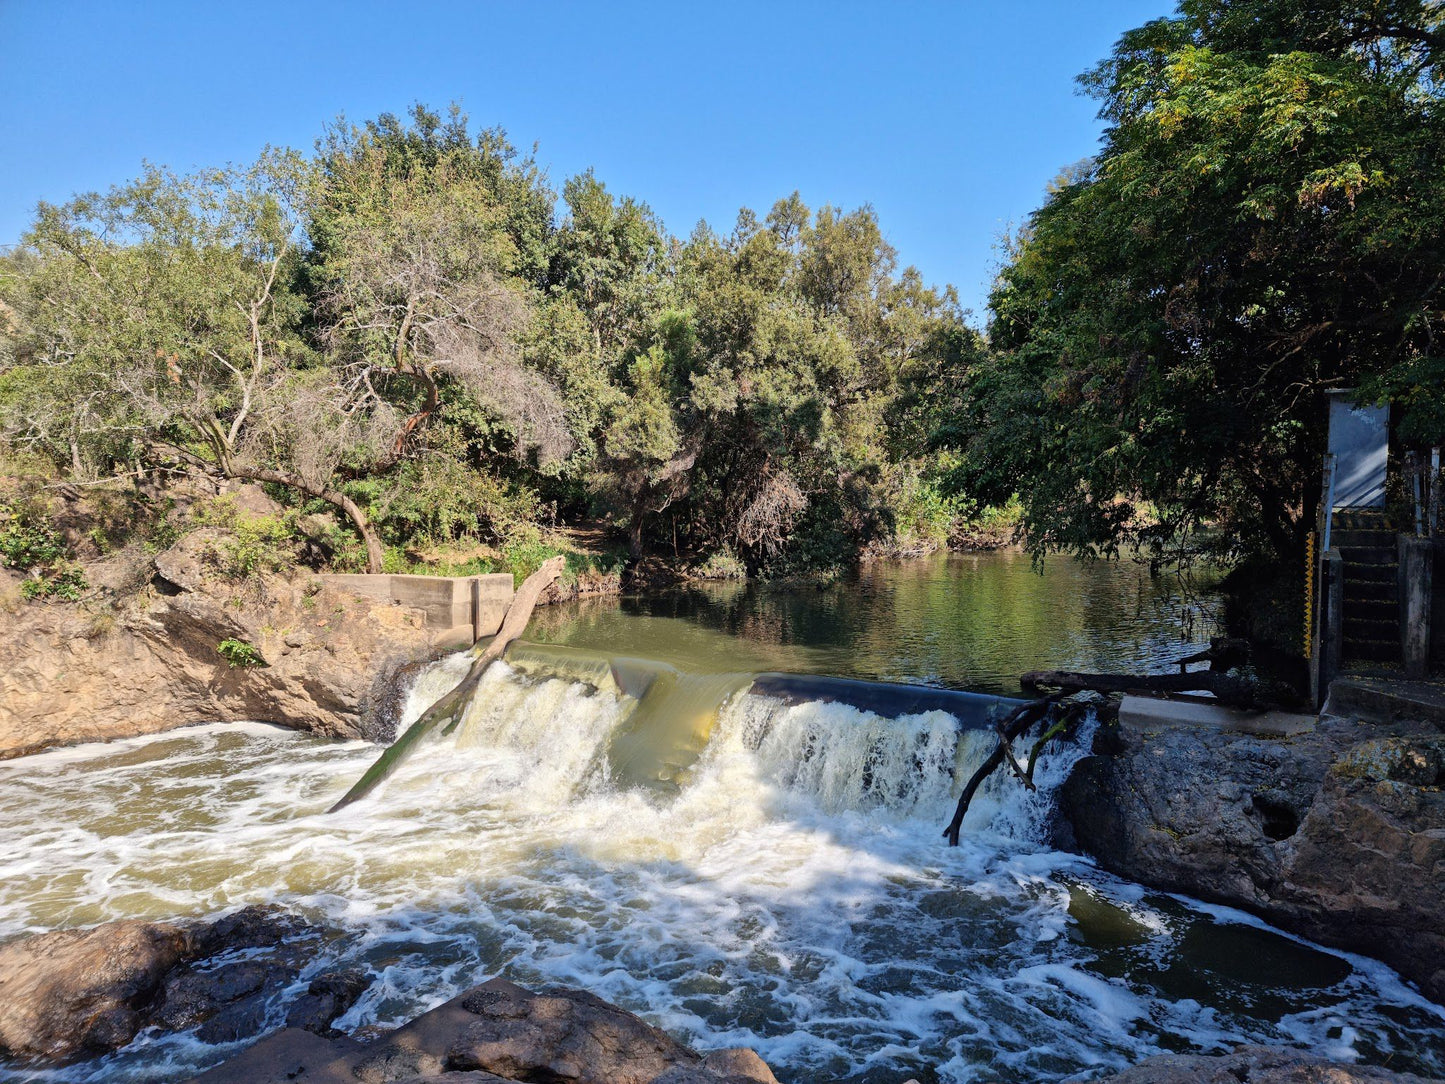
527,550,1221,694
0,555,1440,1083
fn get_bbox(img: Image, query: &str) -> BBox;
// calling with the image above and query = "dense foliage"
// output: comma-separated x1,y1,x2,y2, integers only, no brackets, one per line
4,0,1438,649
945,0,1444,569
0,106,978,577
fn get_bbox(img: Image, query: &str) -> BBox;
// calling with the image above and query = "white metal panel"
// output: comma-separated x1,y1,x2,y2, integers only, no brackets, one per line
1327,395,1389,509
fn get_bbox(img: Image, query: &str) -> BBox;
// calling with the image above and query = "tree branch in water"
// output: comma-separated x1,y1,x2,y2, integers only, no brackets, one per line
326,556,566,813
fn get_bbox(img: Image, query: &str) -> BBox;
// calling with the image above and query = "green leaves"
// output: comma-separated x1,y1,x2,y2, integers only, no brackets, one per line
957,0,1445,571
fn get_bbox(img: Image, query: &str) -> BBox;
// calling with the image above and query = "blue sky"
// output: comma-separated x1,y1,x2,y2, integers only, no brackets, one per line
0,1,1173,317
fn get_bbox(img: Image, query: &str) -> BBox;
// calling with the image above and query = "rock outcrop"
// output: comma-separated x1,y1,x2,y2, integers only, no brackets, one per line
1061,709,1445,1003
1092,1044,1443,1082
0,906,362,1064
189,978,777,1084
0,530,449,759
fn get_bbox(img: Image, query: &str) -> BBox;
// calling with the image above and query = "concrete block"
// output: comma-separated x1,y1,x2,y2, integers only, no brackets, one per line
1399,534,1433,679
1119,695,1316,737
318,573,515,645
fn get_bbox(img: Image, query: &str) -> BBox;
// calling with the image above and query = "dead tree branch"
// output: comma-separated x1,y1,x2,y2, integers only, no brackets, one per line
326,556,566,813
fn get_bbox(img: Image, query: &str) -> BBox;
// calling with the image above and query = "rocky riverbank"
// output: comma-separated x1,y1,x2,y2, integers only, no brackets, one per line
0,906,782,1084
3,907,1438,1083
0,529,446,760
0,906,365,1064
1059,697,1445,1004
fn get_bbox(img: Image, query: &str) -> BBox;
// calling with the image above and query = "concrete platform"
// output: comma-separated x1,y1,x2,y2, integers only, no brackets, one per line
1325,675,1445,727
319,572,513,648
1118,695,1316,737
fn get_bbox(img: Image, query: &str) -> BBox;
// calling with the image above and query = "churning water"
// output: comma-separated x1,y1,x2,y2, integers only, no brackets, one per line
0,643,1442,1084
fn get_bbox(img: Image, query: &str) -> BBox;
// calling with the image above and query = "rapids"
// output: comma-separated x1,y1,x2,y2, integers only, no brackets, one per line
1,645,1443,1083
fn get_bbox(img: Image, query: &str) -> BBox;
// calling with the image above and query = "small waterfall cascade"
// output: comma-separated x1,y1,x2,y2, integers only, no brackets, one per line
377,641,1053,836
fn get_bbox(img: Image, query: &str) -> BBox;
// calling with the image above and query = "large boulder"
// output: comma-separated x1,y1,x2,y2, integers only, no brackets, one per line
0,907,363,1064
445,980,707,1084
0,530,448,759
195,977,778,1084
0,919,191,1061
1093,1044,1443,1082
1061,712,1445,1002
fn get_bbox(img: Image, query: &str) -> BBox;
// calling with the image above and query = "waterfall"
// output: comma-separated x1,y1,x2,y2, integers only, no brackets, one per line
374,643,1070,842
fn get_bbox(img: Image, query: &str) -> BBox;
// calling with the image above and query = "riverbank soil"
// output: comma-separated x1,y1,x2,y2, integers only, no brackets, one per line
1061,697,1445,1003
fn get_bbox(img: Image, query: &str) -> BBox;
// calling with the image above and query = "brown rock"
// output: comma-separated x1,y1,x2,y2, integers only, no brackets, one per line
0,906,356,1065
1061,714,1445,1003
196,977,778,1084
224,483,283,518
1094,1044,1443,1082
655,1046,782,1084
0,532,449,759
0,919,191,1061
446,978,704,1084
183,1027,363,1084
701,1047,780,1082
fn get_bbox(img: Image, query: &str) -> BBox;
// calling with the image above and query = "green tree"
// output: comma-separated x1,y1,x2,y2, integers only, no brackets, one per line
952,0,1445,570
0,156,392,570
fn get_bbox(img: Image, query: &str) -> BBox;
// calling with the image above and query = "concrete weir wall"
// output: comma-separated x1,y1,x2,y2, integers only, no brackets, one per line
319,573,515,649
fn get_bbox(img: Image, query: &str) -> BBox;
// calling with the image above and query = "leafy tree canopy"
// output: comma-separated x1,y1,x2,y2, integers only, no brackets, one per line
949,0,1445,563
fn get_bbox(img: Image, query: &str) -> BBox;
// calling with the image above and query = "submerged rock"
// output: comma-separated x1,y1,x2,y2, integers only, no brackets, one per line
192,977,778,1084
0,906,363,1064
1093,1044,1444,1082
1061,709,1445,1003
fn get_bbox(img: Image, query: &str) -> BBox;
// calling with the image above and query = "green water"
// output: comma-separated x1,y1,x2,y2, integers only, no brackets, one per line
528,550,1220,694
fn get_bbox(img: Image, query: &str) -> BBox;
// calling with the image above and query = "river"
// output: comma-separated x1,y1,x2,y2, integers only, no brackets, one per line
0,552,1441,1082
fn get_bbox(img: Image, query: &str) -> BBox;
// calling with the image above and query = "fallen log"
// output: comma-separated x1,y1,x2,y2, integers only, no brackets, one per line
1020,668,1265,710
326,556,567,813
942,696,1061,846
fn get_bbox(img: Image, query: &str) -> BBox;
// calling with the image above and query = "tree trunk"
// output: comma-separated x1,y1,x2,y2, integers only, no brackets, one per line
1019,668,1266,709
628,507,645,561
327,556,567,813
227,465,385,574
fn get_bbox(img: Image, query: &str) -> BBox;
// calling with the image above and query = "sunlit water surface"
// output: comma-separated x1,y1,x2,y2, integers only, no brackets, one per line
0,555,1440,1083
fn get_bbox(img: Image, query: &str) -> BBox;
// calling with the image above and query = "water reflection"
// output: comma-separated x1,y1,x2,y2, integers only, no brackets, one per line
530,551,1221,695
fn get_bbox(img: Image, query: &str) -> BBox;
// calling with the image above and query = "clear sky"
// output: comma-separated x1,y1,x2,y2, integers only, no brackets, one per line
0,0,1174,318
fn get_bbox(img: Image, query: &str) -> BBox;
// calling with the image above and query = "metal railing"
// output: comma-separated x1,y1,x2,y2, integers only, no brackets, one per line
1404,447,1442,538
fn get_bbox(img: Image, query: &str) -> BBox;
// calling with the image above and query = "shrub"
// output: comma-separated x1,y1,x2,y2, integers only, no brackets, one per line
194,497,298,577
217,638,267,668
885,466,959,549
377,459,541,546
0,498,89,601
694,548,747,581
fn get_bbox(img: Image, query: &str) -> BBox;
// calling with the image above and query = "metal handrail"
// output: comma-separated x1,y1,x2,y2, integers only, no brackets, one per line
1320,453,1337,554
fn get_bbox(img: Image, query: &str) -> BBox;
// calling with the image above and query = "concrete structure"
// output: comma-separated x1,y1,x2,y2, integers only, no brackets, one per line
1399,535,1434,678
1310,548,1345,706
1118,695,1316,737
1326,392,1389,509
319,573,514,648
1433,540,1445,672
1325,674,1445,727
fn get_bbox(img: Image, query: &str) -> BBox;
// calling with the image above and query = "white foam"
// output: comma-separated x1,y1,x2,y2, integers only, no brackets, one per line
0,658,1441,1083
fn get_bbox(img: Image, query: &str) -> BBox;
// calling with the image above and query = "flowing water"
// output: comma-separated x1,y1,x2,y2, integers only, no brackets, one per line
0,553,1442,1083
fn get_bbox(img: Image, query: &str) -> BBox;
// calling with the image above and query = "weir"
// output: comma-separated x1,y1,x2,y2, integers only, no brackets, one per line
335,639,1027,809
